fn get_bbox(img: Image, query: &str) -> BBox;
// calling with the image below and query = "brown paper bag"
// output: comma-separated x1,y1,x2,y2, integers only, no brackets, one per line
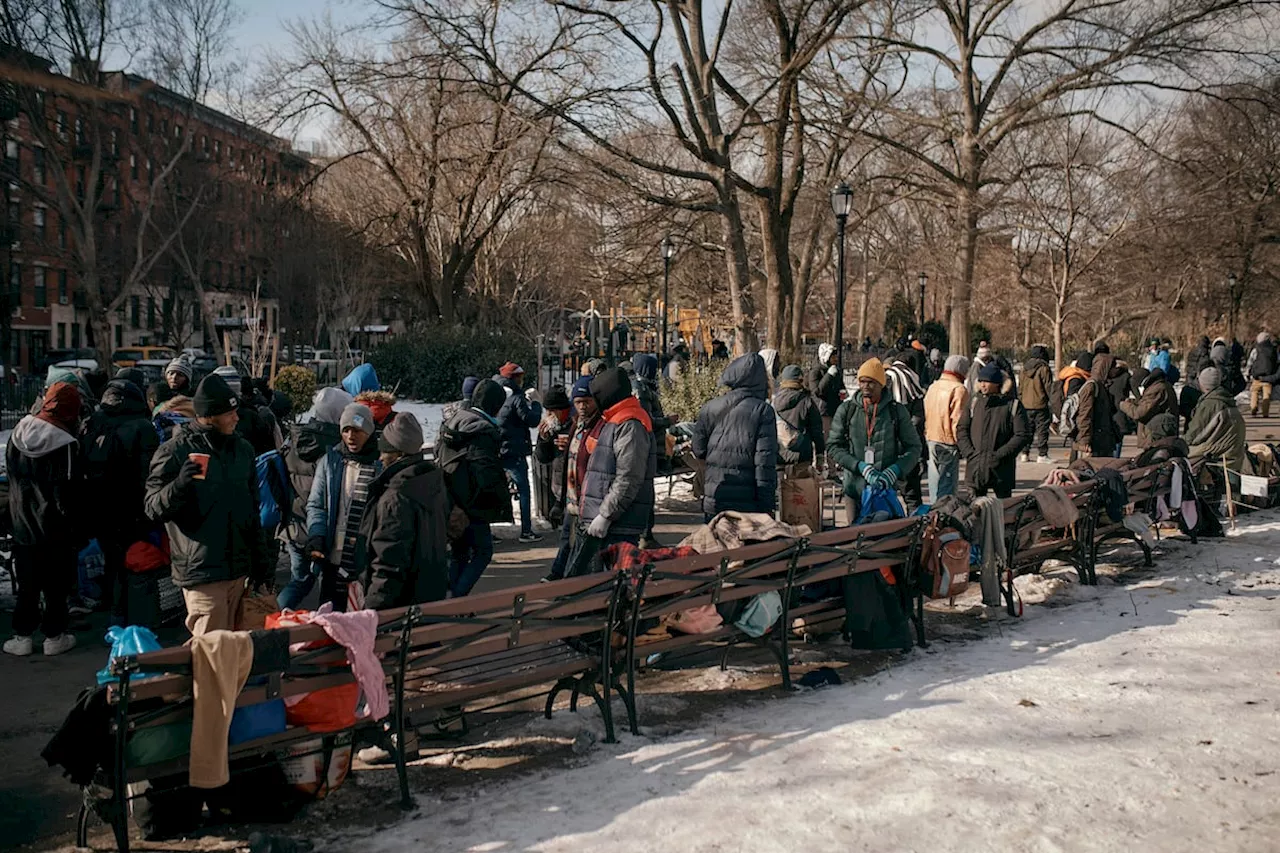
780,467,821,534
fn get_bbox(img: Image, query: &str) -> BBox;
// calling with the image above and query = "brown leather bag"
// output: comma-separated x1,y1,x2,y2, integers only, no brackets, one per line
919,518,971,600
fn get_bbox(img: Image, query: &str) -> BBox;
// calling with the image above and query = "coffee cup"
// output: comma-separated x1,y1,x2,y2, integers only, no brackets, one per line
189,452,211,480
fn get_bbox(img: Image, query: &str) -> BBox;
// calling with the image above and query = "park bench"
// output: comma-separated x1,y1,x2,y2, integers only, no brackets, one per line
1001,479,1101,615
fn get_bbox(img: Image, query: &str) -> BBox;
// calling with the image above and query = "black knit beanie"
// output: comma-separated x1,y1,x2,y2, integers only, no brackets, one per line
472,379,506,417
590,367,632,412
193,374,239,417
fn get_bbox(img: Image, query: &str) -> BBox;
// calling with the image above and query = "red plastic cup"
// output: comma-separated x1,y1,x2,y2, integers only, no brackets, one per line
189,452,210,480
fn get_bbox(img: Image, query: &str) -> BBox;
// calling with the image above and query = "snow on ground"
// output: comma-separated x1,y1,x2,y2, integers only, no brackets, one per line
328,512,1280,853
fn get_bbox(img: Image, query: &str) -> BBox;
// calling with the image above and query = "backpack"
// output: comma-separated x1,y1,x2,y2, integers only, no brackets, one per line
256,449,294,532
1059,386,1084,438
776,406,811,464
918,516,971,600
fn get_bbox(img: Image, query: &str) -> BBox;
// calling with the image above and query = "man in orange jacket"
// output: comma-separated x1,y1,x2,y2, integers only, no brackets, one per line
578,368,656,548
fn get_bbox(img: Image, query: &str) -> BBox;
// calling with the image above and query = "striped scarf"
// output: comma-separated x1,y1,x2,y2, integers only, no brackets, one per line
885,361,924,406
337,460,378,580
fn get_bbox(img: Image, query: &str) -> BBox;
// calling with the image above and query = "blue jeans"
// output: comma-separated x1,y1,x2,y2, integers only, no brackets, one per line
928,441,960,504
276,541,313,611
450,522,495,596
505,460,533,536
546,514,575,581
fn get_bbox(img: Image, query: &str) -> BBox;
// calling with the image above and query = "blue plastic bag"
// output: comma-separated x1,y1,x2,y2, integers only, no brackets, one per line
77,539,106,602
97,625,163,685
857,485,906,524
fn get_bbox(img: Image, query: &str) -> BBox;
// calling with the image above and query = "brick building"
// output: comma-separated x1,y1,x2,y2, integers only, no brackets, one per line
1,44,309,373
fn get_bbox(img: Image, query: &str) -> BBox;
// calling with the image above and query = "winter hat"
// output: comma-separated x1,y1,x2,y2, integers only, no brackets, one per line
1076,352,1094,372
310,387,354,425
633,353,659,381
339,403,375,435
856,357,886,387
818,343,836,364
1030,344,1050,362
1147,413,1179,442
461,376,480,401
780,364,804,382
193,374,239,417
1199,367,1222,394
590,367,632,411
1146,367,1167,387
499,362,525,379
571,376,594,401
977,363,1004,385
582,358,607,377
974,345,992,362
472,379,506,417
1093,341,1111,355
36,381,83,434
1258,331,1271,345
1131,367,1150,389
378,411,424,454
944,354,969,376
543,385,571,411
101,378,144,409
115,367,147,390
618,359,635,378
213,365,242,394
165,357,193,381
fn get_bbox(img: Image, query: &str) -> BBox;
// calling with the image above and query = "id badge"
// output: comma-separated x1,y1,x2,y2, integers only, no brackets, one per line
864,449,875,466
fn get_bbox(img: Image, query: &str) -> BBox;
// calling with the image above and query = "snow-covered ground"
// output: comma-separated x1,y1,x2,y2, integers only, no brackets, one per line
329,511,1280,853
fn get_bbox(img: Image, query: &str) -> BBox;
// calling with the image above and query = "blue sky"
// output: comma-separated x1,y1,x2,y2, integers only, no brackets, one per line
232,0,362,58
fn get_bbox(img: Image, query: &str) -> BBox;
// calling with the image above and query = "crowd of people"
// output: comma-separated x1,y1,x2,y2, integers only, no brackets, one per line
5,327,1272,658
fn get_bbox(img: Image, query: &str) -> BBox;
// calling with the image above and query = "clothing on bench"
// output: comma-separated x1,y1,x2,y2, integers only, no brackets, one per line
190,631,253,789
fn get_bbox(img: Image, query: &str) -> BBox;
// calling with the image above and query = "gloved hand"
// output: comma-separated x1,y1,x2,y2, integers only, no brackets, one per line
306,535,326,560
174,459,203,493
858,461,874,478
827,365,839,376
586,515,611,539
880,464,901,490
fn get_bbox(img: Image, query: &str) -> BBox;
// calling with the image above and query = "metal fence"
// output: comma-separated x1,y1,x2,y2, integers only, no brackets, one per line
1,376,44,431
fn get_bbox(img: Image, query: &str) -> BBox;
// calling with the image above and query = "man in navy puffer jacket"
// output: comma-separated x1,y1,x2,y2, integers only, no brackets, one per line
690,353,779,521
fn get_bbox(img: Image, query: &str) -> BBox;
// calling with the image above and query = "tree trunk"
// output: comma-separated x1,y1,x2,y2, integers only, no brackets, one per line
757,196,795,353
720,182,758,354
1024,287,1033,349
951,184,980,357
1053,299,1065,374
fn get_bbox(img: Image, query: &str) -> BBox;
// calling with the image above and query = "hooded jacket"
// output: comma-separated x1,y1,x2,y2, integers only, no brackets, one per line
341,363,381,397
1052,360,1091,417
1020,347,1053,411
1108,360,1137,437
805,345,843,417
154,395,196,443
307,438,383,560
691,354,779,515
1248,336,1278,383
437,406,513,525
144,423,269,589
1074,353,1119,455
772,383,825,465
82,379,160,542
359,455,450,609
285,420,341,546
8,392,83,548
956,392,1031,496
632,353,669,462
1119,370,1180,449
580,388,656,536
235,402,277,456
1185,337,1211,390
493,376,543,462
1186,386,1247,471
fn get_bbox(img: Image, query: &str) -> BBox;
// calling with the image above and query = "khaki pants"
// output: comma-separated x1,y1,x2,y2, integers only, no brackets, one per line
182,578,246,637
1250,380,1273,417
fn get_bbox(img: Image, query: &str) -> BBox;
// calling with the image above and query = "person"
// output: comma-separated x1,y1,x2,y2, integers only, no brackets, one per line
956,364,1030,499
81,376,161,626
861,336,872,354
758,348,781,395
438,380,512,596
276,387,353,611
883,354,927,510
1119,367,1180,449
1186,367,1247,472
827,358,922,523
213,366,275,455
3,383,84,656
538,379,596,582
493,362,543,543
927,348,944,384
773,365,826,468
165,357,193,395
632,354,669,468
806,342,843,420
441,376,480,426
579,367,657,547
1019,345,1054,463
966,343,1016,400
1132,413,1191,468
343,363,396,428
690,353,778,519
711,339,730,361
664,343,691,384
144,374,270,636
242,375,284,451
1144,338,1171,373
923,355,970,502
1181,335,1212,429
1247,331,1278,417
906,338,930,388
305,403,383,612
153,389,197,443
1053,351,1091,417
1107,357,1137,457
533,385,572,527
1074,352,1119,459
359,412,450,609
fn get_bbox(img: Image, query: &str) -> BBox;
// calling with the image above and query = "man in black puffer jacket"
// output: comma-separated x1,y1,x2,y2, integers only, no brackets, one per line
956,364,1030,498
691,353,779,519
1248,331,1278,418
145,374,270,636
82,378,160,626
493,362,543,542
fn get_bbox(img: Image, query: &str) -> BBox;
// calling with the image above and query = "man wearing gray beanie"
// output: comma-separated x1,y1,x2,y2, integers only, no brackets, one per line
356,412,449,610
922,354,970,501
1186,365,1247,471
165,357,193,394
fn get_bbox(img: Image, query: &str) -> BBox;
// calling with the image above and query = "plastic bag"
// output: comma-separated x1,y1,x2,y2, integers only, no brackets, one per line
77,539,106,602
97,625,163,685
857,485,906,524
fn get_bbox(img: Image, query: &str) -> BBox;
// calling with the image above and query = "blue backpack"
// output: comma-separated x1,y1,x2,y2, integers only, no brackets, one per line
256,449,293,531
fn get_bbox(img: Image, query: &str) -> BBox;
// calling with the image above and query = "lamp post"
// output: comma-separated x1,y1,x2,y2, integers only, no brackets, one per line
917,271,928,329
660,236,676,356
830,182,853,374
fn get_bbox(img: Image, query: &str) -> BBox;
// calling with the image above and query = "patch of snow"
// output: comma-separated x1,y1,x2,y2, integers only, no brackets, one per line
394,401,448,448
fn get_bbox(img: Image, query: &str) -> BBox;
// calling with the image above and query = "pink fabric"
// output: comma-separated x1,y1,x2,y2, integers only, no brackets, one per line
311,608,388,722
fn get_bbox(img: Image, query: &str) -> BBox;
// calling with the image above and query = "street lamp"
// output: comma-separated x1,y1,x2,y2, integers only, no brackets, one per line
830,182,853,374
917,271,928,328
660,236,676,357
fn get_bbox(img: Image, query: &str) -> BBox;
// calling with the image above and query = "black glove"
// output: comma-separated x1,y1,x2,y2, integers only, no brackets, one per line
306,535,326,558
174,459,203,493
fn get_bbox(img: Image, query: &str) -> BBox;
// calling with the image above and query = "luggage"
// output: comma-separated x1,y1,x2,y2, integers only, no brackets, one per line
918,517,971,600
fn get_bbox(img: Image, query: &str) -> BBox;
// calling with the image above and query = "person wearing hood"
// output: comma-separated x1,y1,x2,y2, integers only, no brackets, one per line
213,366,275,455
540,378,601,582
1144,338,1172,373
4,383,84,656
806,342,843,420
1186,367,1248,471
305,403,383,611
691,353,778,519
1247,331,1278,417
758,348,781,394
827,358,922,522
493,362,544,543
630,354,668,546
923,355,970,502
580,368,657,544
165,357,194,395
957,364,1031,498
153,391,197,443
343,363,396,428
1074,352,1120,459
1107,357,1137,456
81,378,161,626
773,365,826,469
358,412,449,610
1052,351,1092,417
1185,336,1212,388
144,375,270,636
1019,345,1054,463
1120,367,1180,449
1132,413,1191,468
439,380,512,595
533,385,573,526
275,387,354,610
441,376,480,427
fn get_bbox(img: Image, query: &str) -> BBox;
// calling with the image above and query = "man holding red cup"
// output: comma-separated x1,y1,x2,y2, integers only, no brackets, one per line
145,373,271,635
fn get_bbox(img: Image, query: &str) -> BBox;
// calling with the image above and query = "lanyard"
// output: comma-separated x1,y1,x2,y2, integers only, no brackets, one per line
863,397,879,444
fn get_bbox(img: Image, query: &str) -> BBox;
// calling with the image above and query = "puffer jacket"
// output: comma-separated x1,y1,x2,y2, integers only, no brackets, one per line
306,441,382,559
806,358,843,417
1108,361,1137,437
7,415,83,547
359,455,450,609
632,354,669,464
1119,373,1180,449
828,390,922,499
534,412,574,523
1184,337,1211,390
144,423,269,589
1074,354,1119,456
494,376,542,462
1249,338,1278,382
580,396,656,536
284,420,341,546
81,379,160,542
1019,349,1053,411
1186,386,1247,471
956,394,1031,495
691,353,779,515
771,384,825,465
437,407,513,525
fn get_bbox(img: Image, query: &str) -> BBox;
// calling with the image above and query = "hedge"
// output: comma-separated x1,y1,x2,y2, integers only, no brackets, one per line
273,365,318,416
660,364,725,424
369,328,536,402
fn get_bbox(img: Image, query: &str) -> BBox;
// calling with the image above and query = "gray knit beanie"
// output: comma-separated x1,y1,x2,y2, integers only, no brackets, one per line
1199,367,1222,394
339,403,375,435
944,354,970,376
378,412,424,454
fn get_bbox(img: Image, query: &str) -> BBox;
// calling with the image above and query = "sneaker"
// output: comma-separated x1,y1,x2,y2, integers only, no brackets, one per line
356,745,393,765
43,634,77,656
1020,453,1031,463
67,601,94,616
1036,455,1052,464
518,532,543,544
3,635,33,656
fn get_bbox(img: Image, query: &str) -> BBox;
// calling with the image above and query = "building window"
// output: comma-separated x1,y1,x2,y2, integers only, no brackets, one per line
147,296,155,329
6,200,17,247
130,295,140,328
174,123,182,140
8,262,20,303
71,323,80,348
146,111,154,133
56,111,68,141
129,154,137,179
160,117,168,137
115,323,122,347
56,322,66,348
32,206,44,240
129,107,138,132
192,301,201,328
109,128,118,156
3,139,16,167
201,134,208,152
213,139,220,160
33,147,45,184
58,218,66,249
58,269,67,303
33,266,46,307
74,115,84,145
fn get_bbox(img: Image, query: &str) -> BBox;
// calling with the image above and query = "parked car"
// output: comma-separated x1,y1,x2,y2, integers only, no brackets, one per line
112,346,175,368
37,348,97,375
